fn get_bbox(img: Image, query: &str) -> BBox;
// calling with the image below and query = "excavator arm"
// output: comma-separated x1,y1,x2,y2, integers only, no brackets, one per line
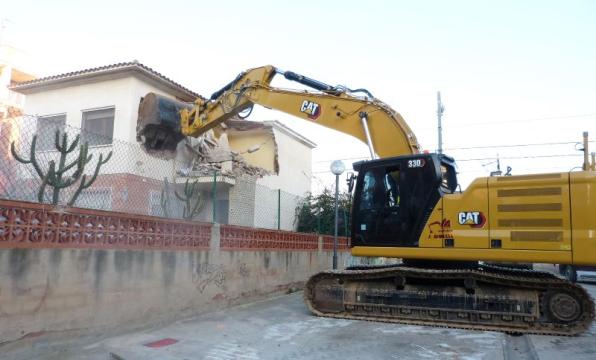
135,64,596,335
137,65,420,158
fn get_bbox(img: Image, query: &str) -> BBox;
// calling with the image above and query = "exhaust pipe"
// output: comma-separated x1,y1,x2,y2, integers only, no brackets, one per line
582,132,590,171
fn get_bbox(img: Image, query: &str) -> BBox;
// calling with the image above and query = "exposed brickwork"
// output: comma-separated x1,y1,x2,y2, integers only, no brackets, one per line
321,234,351,251
0,199,210,250
92,173,163,214
220,225,320,251
16,172,164,215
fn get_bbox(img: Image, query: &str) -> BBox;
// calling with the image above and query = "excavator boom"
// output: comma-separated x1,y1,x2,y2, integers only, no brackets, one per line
136,65,595,335
137,65,420,158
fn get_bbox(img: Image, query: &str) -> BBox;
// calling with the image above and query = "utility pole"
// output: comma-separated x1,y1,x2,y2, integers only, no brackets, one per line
489,154,502,177
437,91,445,154
582,132,590,171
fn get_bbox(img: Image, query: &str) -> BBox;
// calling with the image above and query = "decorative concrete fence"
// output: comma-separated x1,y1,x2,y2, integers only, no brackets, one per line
0,199,350,344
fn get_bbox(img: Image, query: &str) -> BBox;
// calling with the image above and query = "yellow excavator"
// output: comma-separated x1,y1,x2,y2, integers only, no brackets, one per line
136,65,596,335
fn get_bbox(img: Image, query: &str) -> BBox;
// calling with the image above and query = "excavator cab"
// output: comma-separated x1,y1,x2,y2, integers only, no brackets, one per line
351,153,457,248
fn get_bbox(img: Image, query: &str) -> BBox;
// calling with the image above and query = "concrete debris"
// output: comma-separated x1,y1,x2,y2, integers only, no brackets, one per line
176,119,278,178
225,119,280,174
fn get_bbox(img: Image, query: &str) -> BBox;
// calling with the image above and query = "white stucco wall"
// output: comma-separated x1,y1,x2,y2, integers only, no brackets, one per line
257,124,314,197
19,75,190,181
0,64,11,99
22,76,186,144
253,123,314,230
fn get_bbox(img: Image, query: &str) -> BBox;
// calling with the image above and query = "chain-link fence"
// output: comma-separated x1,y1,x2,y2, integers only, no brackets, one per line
0,115,306,231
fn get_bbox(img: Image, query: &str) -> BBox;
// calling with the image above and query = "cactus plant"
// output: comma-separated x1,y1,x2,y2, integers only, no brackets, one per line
175,179,204,220
10,129,112,206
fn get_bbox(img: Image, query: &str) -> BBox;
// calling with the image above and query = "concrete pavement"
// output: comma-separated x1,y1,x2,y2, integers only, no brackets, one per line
84,283,596,360
90,292,506,360
4,281,596,360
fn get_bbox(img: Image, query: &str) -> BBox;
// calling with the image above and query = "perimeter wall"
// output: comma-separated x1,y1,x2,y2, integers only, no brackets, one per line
0,199,350,344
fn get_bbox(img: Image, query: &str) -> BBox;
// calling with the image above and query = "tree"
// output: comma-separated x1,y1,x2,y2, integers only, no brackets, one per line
295,188,352,236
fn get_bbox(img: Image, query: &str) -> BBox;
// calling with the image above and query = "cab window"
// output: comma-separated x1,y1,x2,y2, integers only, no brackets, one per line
358,166,400,211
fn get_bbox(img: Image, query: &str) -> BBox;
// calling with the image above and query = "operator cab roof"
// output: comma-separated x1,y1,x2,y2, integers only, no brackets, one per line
352,153,456,172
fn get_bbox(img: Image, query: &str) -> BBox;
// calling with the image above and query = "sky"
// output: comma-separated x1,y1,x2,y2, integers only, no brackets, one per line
2,0,595,192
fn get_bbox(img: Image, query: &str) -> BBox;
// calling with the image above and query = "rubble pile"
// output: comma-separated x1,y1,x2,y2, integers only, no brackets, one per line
175,120,277,178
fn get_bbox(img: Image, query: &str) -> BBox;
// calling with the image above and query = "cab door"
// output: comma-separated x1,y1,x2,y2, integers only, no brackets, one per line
353,165,404,246
352,155,447,248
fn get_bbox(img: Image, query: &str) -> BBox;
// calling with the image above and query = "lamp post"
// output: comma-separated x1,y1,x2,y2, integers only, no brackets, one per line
330,160,345,269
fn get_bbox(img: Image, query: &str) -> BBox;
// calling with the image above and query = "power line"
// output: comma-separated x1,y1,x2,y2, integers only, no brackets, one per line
314,140,596,164
461,165,579,174
418,113,596,131
459,113,596,126
455,153,581,162
445,140,595,151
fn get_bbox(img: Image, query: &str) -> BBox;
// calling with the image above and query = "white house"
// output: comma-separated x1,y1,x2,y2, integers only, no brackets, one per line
0,43,35,118
0,43,36,194
12,60,198,144
10,61,315,230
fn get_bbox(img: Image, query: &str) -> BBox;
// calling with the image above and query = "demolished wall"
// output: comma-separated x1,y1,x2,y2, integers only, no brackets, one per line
175,119,279,180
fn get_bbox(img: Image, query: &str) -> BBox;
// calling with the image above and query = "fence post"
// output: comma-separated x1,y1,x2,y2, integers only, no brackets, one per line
317,211,321,234
277,189,281,230
343,208,348,236
212,170,217,223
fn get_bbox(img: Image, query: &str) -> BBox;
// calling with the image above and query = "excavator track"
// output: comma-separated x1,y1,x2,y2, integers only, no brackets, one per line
304,265,594,335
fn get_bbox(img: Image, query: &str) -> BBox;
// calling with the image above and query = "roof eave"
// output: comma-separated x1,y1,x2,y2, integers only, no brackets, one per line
10,64,199,101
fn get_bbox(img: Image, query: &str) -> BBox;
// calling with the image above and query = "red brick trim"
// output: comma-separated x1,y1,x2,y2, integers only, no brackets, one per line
321,234,351,251
0,199,353,252
220,225,319,251
0,199,210,250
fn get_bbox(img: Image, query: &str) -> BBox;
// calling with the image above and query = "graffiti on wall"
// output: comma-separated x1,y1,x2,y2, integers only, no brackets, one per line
191,262,226,293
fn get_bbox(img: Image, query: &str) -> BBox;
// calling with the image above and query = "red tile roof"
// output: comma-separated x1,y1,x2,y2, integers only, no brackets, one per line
11,60,199,99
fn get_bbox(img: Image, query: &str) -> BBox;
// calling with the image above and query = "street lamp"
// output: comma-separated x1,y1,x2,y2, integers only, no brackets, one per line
330,160,345,270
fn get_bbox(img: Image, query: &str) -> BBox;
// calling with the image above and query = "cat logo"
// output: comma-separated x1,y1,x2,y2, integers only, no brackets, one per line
457,211,486,228
300,100,321,119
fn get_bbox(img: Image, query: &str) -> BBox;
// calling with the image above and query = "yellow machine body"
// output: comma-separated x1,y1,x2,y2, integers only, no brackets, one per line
354,171,596,265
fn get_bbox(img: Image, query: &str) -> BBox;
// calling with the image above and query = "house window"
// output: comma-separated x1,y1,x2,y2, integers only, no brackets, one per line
75,187,112,210
36,114,66,151
81,107,114,146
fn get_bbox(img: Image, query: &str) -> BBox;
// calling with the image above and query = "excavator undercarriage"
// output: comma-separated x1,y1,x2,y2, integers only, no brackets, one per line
135,65,596,335
305,264,594,335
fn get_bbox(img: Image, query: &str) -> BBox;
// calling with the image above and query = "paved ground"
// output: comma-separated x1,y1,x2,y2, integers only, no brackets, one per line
22,285,596,360
4,271,596,360
73,293,508,360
